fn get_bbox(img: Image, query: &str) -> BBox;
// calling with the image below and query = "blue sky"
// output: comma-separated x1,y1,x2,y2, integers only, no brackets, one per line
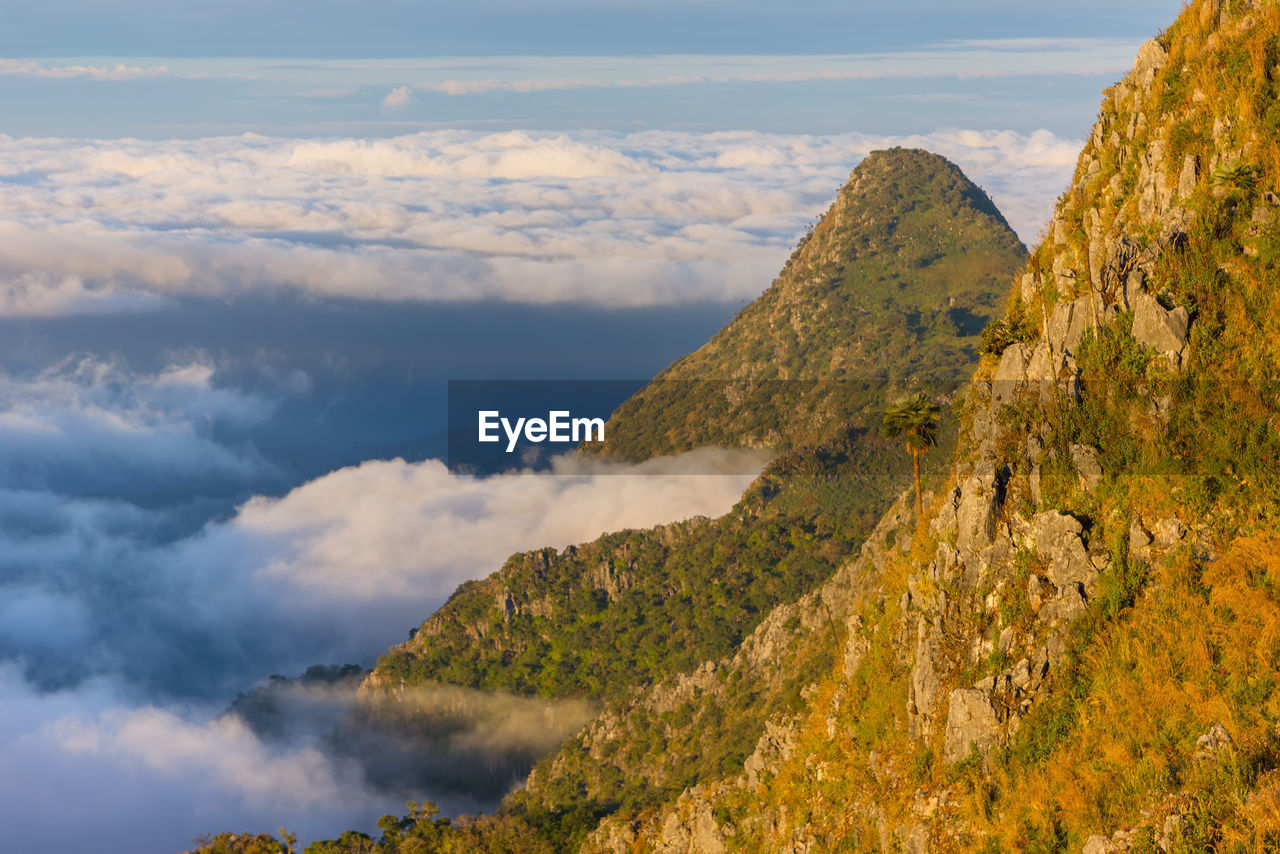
0,1,1183,138
5,1,1179,57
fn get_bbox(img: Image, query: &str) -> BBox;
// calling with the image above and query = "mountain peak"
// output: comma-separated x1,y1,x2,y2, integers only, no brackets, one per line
593,147,1026,459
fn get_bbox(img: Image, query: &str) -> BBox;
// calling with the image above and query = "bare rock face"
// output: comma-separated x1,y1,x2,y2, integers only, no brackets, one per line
1178,154,1199,199
1082,834,1111,854
1195,722,1234,758
1129,517,1153,554
943,688,1000,762
1131,39,1168,85
690,808,727,854
956,466,1004,554
1132,292,1190,367
1045,296,1093,357
993,342,1031,404
744,718,799,788
908,623,941,739
903,823,930,854
1070,444,1103,493
1030,512,1097,594
1152,515,1186,546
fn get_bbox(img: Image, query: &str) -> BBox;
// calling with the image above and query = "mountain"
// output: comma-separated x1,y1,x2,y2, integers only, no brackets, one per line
192,163,1043,850
356,149,1022,718
592,147,1027,460
185,151,1016,852
570,2,1280,851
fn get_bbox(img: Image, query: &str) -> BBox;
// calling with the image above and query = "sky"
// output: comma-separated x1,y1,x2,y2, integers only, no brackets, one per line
0,1,1184,851
0,0,1178,138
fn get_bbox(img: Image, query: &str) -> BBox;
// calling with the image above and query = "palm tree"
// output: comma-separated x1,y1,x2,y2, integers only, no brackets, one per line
882,393,942,522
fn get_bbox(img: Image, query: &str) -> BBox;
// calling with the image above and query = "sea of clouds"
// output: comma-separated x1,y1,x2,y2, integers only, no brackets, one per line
0,355,761,850
0,128,1078,317
0,126,1081,851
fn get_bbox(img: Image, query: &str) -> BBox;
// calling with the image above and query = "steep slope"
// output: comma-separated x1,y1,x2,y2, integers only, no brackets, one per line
599,2,1280,852
269,154,1024,851
592,147,1027,459
359,150,1022,716
193,152,1026,852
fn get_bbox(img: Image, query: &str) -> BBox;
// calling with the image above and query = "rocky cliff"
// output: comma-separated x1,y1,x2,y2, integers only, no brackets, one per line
597,2,1280,851
189,5,1280,850
318,152,1025,852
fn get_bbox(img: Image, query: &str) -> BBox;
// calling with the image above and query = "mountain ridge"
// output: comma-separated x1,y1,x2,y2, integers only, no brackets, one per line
593,1,1280,850
590,147,1026,460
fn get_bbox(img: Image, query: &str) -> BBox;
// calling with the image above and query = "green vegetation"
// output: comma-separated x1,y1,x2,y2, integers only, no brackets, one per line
591,147,1026,460
373,431,898,704
340,148,1018,849
365,149,1015,710
687,3,1280,851
882,392,942,521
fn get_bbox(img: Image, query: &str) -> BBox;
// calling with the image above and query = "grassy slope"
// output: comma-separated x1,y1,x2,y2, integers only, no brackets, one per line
193,152,1026,853
667,2,1280,851
591,147,1027,459
362,148,1024,710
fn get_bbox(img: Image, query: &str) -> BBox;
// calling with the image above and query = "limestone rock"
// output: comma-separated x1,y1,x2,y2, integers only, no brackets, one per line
932,485,960,536
1083,834,1112,854
1129,517,1153,553
943,688,1000,762
744,718,798,788
956,467,1004,555
909,624,940,739
1040,585,1089,625
1158,814,1186,852
993,342,1030,403
1195,722,1233,758
1153,516,1186,546
903,823,929,854
690,808,727,854
1027,573,1052,613
1177,154,1199,199
1070,444,1103,493
1020,272,1038,304
1132,292,1190,366
1131,39,1168,84
1024,341,1080,405
1030,511,1097,595
1053,216,1070,245
997,625,1015,656
1045,296,1092,357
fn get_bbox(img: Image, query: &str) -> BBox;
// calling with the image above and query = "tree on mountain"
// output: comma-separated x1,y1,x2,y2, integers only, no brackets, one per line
882,393,941,522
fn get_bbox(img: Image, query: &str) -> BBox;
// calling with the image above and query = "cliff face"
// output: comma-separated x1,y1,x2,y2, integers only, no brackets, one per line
598,2,1280,851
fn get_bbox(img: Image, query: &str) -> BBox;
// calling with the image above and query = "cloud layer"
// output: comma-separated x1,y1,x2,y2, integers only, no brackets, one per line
0,128,1076,315
0,663,386,854
0,352,760,850
0,356,761,695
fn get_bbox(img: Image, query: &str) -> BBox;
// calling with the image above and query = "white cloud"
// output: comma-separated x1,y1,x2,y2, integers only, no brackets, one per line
0,40,1137,93
0,128,1075,315
0,663,383,853
0,358,273,492
0,58,173,81
0,360,763,689
0,439,761,849
398,39,1136,96
382,85,413,108
215,450,765,602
